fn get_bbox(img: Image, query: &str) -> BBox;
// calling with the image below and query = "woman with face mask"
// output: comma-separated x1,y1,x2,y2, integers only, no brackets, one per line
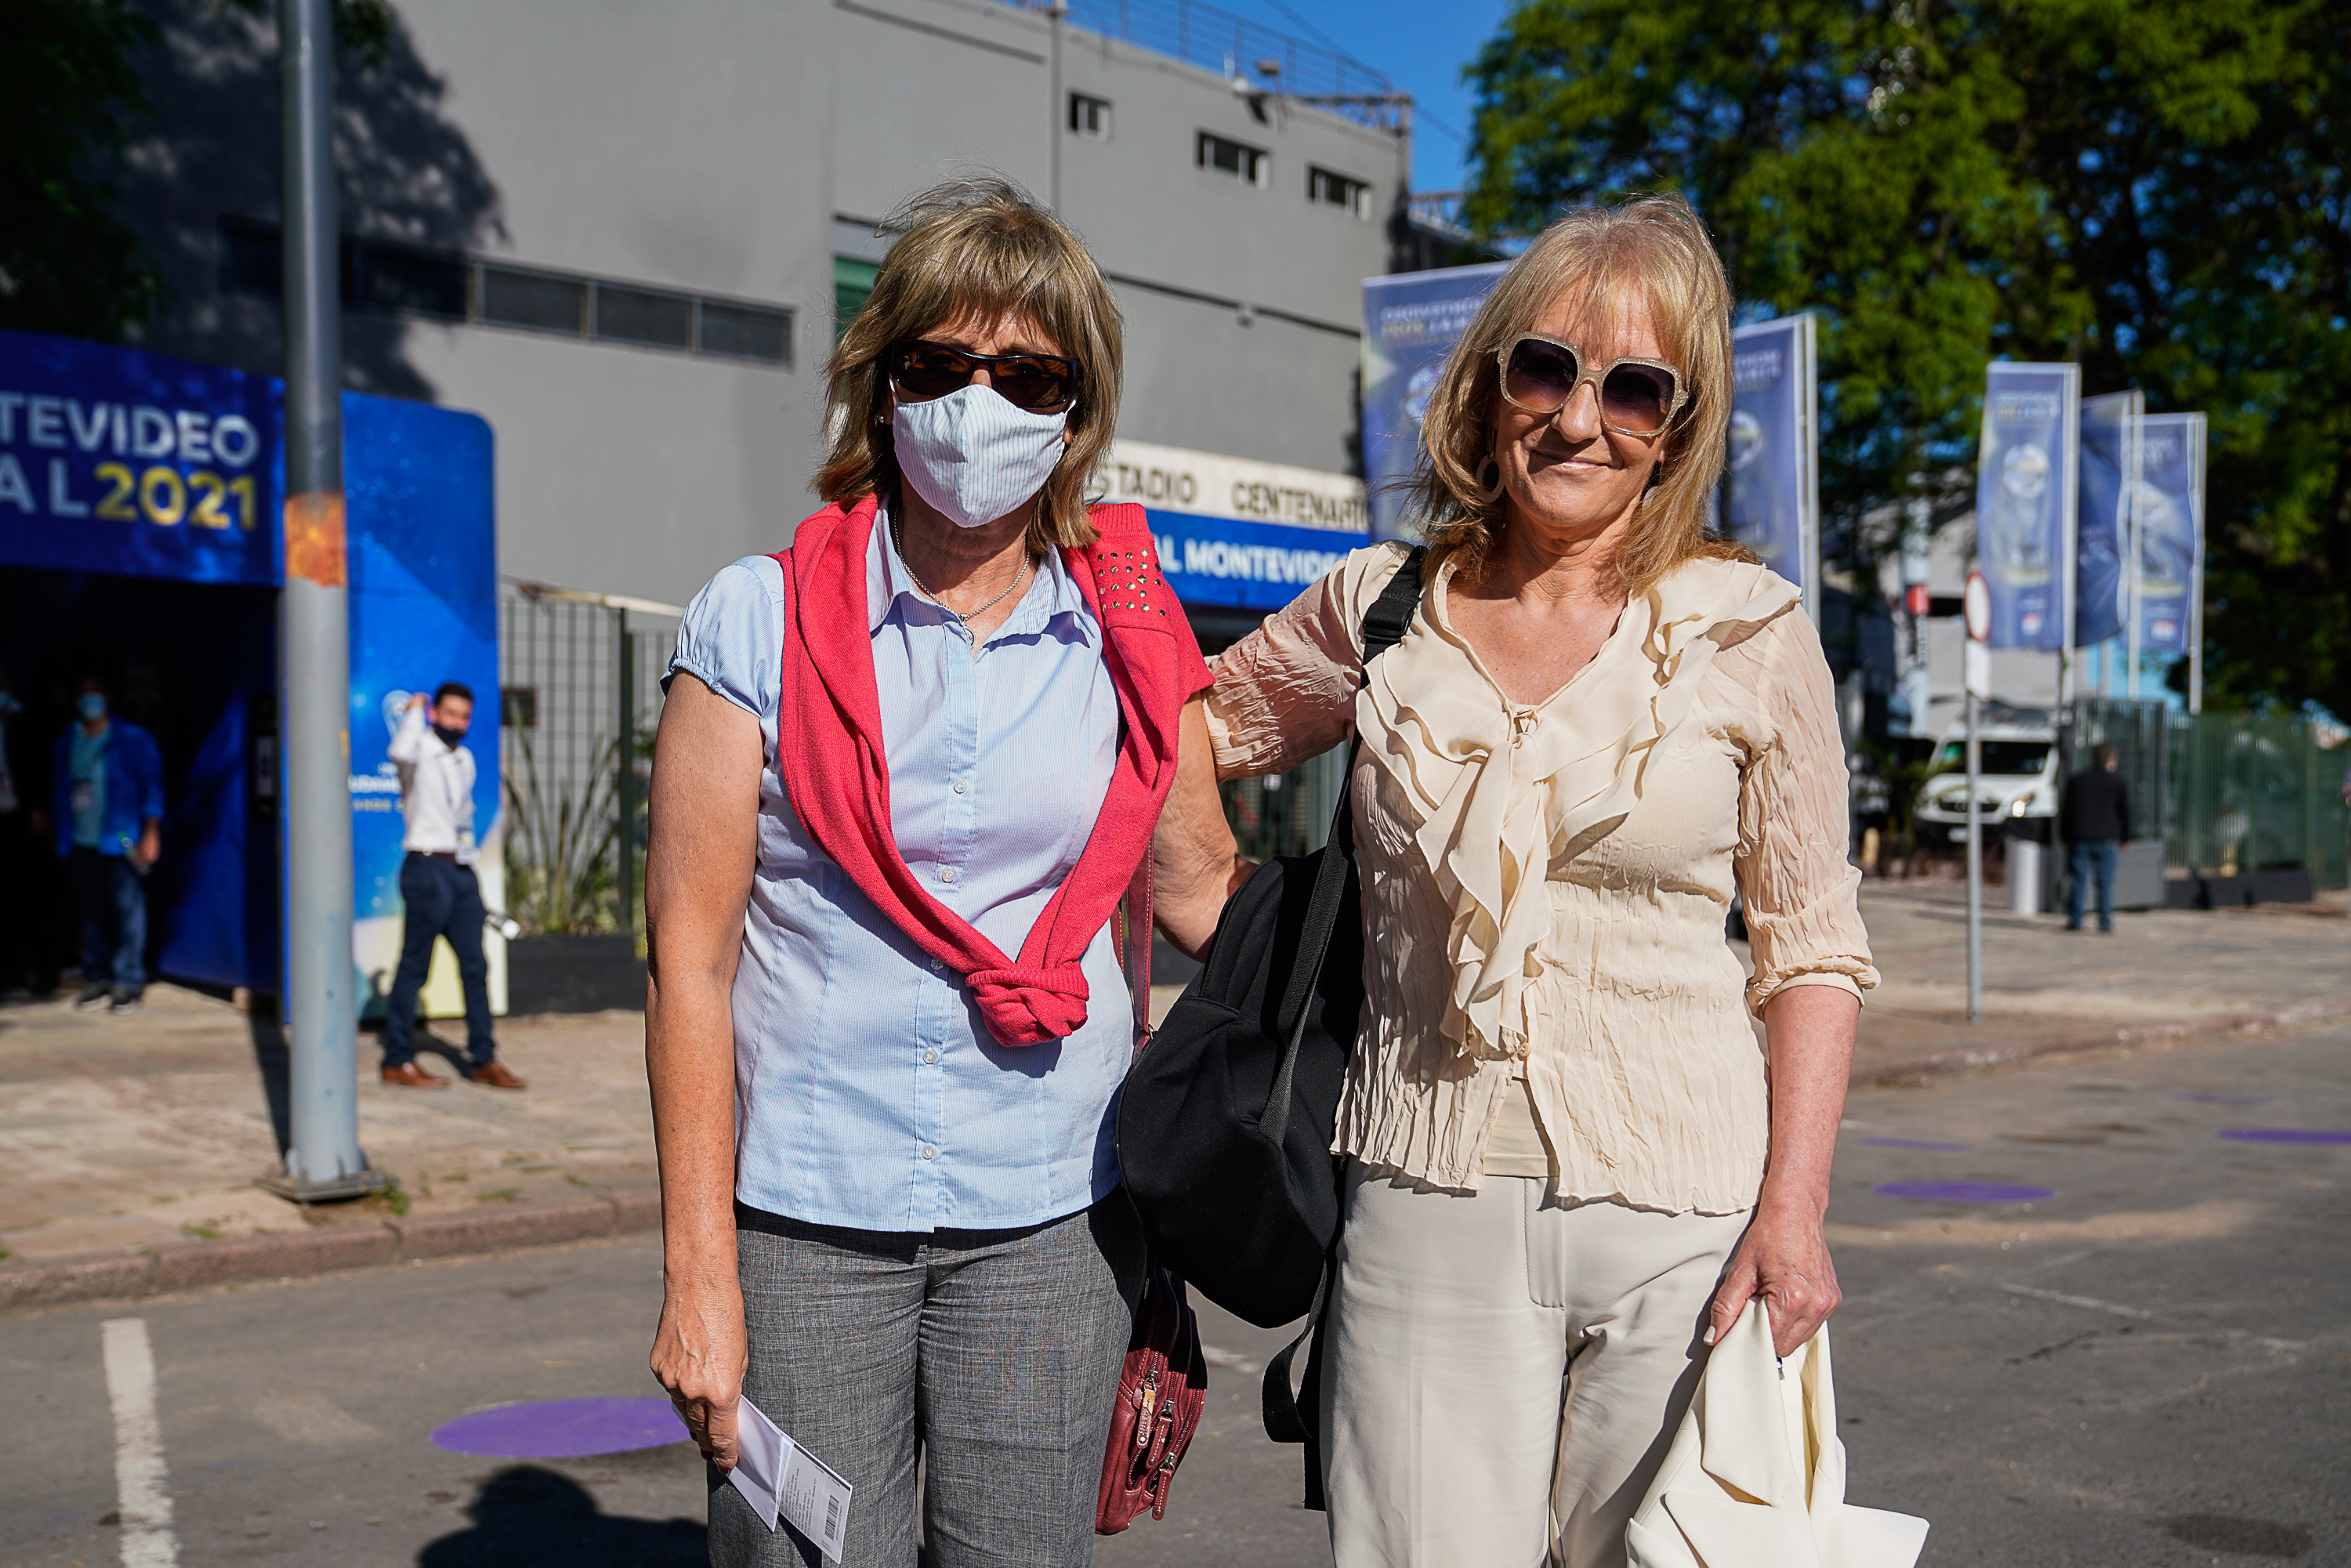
646,177,1210,1567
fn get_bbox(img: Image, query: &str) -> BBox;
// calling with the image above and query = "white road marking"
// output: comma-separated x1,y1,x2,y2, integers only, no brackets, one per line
100,1317,179,1568
1997,1282,2302,1351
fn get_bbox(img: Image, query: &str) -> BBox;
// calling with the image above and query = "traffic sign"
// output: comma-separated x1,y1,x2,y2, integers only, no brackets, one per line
1963,570,1992,643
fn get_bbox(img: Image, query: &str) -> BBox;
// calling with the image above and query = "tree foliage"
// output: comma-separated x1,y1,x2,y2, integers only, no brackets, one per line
0,0,164,340
1464,0,2351,715
0,0,404,343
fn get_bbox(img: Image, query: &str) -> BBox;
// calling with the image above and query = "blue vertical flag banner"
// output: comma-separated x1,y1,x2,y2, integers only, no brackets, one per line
345,391,505,1018
1360,263,1508,541
0,329,281,585
2133,412,2204,655
1975,362,2081,650
2074,390,2143,649
1725,313,1818,607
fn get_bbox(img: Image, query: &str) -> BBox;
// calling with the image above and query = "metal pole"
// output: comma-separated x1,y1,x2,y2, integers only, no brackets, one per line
614,608,635,951
1965,689,1982,1023
1048,3,1063,211
266,0,378,1201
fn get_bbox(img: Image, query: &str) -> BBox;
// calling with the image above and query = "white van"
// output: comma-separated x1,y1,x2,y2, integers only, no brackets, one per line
1915,711,2059,844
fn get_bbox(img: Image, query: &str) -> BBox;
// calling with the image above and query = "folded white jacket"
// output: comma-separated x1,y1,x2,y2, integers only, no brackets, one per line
1626,1302,1929,1568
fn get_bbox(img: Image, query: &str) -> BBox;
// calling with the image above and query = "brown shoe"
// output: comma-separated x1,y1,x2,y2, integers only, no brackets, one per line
469,1059,527,1090
381,1062,450,1089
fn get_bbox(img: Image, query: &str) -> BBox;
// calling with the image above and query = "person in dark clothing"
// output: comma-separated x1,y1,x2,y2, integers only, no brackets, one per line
379,682,520,1088
2059,741,2132,932
49,675,166,1011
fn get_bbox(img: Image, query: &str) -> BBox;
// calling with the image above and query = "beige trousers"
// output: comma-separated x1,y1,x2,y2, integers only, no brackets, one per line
1320,1164,1751,1568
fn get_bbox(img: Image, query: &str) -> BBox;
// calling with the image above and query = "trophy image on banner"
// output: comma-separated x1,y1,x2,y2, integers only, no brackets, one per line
1975,363,2081,651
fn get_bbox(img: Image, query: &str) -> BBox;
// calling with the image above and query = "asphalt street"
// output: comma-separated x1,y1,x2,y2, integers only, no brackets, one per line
4,1025,2345,1567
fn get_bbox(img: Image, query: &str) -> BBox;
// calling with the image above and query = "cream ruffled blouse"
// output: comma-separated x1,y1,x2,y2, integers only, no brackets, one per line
1205,543,1878,1213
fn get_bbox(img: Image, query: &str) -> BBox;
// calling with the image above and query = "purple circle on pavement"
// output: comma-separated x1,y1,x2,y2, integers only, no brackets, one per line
2219,1128,2351,1146
1863,1138,1975,1152
1874,1181,2052,1204
431,1398,689,1458
2176,1092,2276,1105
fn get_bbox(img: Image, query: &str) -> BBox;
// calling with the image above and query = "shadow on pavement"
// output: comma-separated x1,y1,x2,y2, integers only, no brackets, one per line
418,1465,705,1566
245,1009,292,1156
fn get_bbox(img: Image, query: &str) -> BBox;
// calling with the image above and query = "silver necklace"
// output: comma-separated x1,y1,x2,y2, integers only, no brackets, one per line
892,517,1032,627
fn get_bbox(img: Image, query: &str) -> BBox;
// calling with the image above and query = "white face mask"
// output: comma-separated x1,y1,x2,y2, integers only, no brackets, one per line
892,382,1070,530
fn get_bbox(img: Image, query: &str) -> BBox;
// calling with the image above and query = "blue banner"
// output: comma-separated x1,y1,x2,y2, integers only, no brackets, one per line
1975,362,2079,650
0,329,281,585
1725,316,1810,585
2075,392,2139,648
345,392,501,1016
1147,510,1362,613
1360,263,1508,541
2134,413,2204,654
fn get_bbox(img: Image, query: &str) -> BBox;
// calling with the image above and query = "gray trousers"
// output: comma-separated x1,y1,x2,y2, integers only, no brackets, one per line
709,1197,1145,1568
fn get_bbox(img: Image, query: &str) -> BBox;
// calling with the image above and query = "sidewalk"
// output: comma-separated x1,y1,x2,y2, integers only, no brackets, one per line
1844,881,2349,1078
3,884,2343,1304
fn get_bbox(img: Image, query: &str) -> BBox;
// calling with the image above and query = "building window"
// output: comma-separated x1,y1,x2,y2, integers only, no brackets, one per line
1069,92,1111,139
697,300,792,366
1309,166,1375,220
479,267,588,335
1197,132,1270,189
834,256,878,343
350,242,469,320
594,285,695,349
217,215,792,370
501,686,538,730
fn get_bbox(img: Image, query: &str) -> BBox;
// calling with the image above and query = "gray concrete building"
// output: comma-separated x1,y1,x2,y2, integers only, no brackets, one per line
116,0,1407,612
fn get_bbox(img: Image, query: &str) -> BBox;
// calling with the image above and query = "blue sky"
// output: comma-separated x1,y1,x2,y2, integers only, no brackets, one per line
1244,0,1514,193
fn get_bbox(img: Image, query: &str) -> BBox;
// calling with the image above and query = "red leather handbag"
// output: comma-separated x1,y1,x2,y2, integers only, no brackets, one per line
1096,1262,1208,1532
1096,860,1208,1535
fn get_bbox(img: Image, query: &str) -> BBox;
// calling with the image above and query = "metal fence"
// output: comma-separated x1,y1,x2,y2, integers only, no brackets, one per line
1223,744,1347,862
497,585,675,939
1015,0,1401,126
2067,697,2349,889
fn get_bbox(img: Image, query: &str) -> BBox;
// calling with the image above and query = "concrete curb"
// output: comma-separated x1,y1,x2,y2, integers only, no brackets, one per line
0,1190,660,1313
1853,997,2351,1088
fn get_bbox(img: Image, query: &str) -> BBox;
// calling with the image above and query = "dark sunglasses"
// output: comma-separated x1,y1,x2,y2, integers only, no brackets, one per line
889,340,1078,415
1497,335,1686,436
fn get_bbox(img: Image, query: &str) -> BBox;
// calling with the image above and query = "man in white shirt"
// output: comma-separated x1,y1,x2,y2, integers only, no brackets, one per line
380,683,523,1089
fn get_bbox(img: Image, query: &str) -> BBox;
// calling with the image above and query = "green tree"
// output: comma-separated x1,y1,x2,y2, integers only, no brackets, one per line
1464,0,2351,718
0,0,163,340
0,0,401,343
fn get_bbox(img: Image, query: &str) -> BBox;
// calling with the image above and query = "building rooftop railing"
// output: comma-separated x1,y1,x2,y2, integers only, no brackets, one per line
1009,0,1403,129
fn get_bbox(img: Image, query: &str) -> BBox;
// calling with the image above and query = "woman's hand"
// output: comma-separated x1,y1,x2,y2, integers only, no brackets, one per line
1706,1197,1841,1357
650,1277,748,1470
643,673,763,1470
1712,983,1861,1357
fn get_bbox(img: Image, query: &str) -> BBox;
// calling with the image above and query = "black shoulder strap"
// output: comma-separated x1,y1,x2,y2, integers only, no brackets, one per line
1258,547,1427,1483
1358,545,1427,668
1264,545,1429,1126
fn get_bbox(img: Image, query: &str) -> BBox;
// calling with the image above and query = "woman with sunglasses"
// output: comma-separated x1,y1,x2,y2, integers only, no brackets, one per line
1155,194,1876,1566
645,176,1209,1567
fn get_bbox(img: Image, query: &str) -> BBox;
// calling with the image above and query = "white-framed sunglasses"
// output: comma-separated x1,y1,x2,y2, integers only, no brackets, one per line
1495,334,1688,436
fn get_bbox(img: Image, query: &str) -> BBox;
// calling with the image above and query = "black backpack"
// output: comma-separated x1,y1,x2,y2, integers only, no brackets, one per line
1116,548,1427,1448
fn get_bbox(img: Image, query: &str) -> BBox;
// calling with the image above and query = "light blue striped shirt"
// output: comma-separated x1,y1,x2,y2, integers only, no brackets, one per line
665,516,1128,1233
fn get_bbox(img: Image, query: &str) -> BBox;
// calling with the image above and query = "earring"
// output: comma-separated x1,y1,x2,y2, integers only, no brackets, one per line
1474,454,1505,503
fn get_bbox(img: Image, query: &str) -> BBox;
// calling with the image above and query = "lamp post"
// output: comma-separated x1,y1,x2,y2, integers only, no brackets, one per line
263,0,380,1202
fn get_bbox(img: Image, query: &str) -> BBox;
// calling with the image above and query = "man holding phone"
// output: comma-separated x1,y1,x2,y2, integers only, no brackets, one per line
380,682,523,1089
